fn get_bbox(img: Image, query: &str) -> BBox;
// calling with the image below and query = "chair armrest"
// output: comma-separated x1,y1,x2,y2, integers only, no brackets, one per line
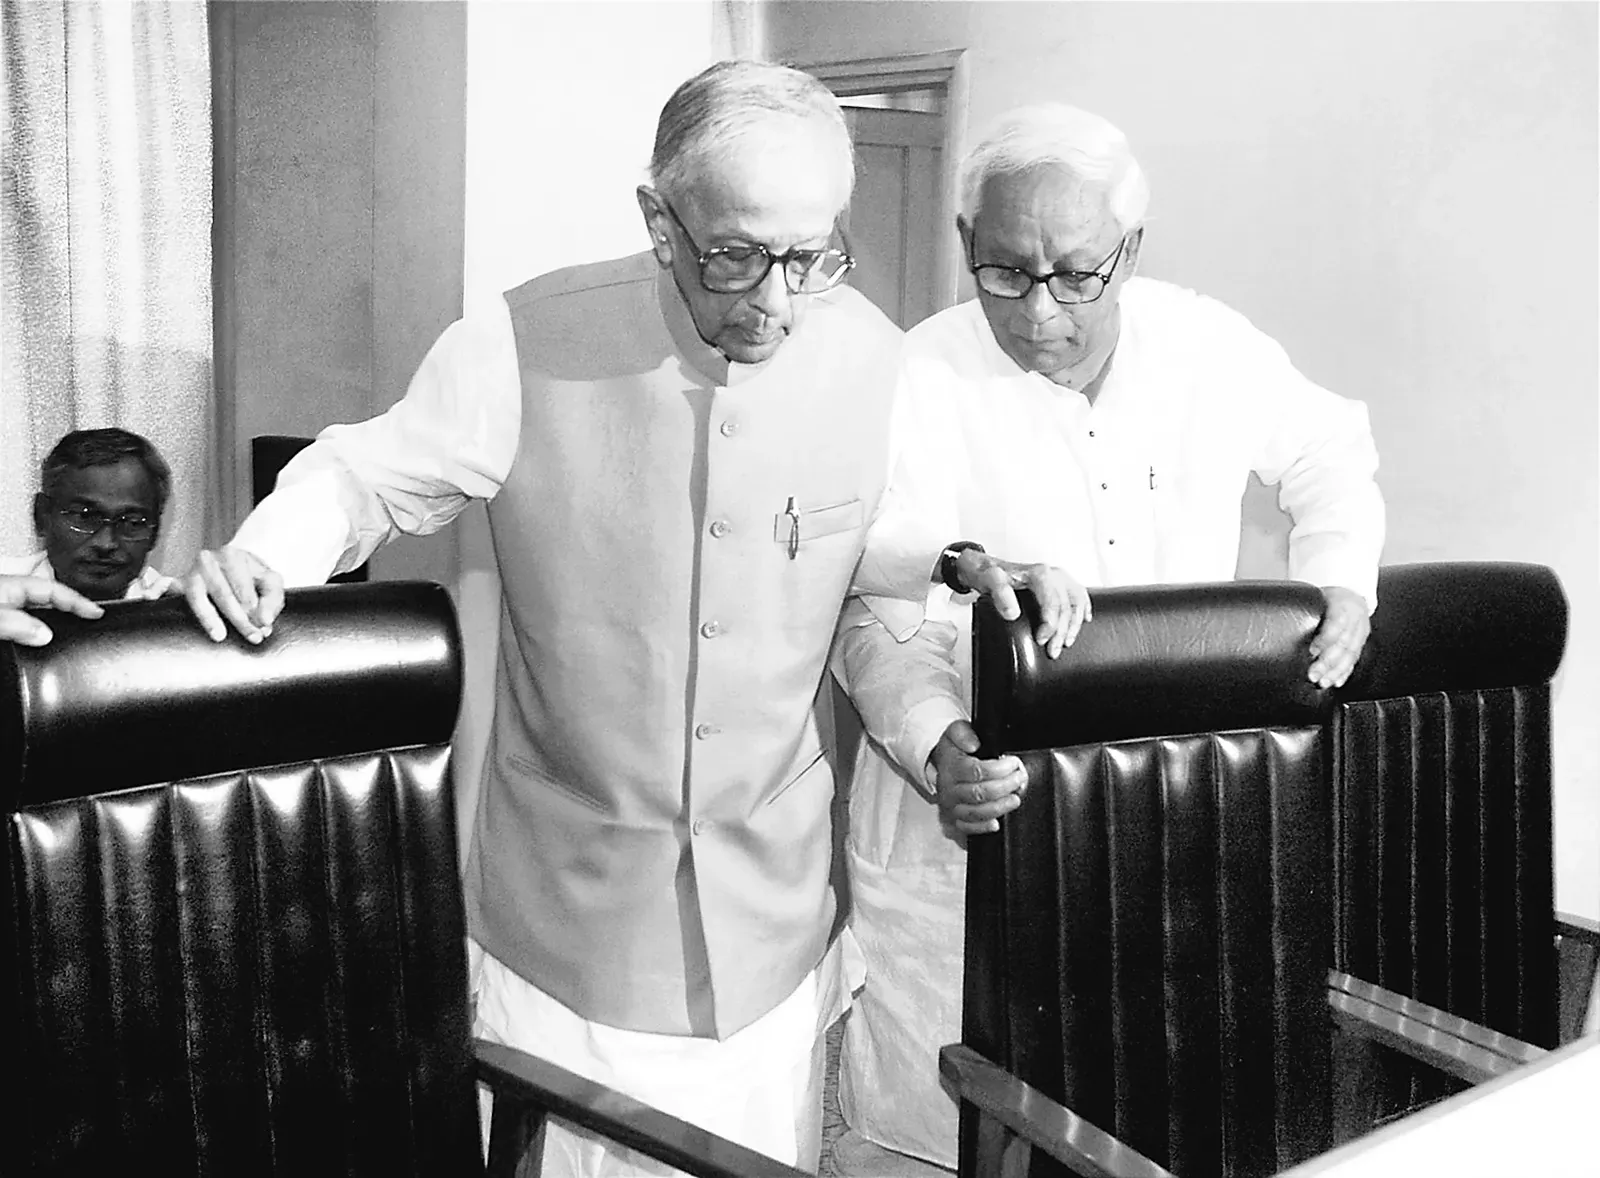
938,1044,1175,1178
474,1039,809,1178
1556,911,1600,945
1327,971,1546,1085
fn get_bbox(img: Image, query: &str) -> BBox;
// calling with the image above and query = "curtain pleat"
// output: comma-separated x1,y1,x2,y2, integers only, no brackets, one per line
1,0,211,575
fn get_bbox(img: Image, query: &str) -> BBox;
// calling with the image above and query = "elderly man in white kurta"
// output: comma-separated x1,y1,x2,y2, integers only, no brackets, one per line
835,104,1386,1173
177,64,1081,1178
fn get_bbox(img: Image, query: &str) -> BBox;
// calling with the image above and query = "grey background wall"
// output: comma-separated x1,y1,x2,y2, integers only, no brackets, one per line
213,0,466,588
768,0,1599,917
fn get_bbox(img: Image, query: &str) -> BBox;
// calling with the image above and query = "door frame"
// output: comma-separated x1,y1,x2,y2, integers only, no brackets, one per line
799,49,969,312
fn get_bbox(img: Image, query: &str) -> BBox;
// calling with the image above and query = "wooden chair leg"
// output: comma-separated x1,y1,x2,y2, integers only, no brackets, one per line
975,1110,1034,1178
486,1091,546,1178
1331,1019,1382,1146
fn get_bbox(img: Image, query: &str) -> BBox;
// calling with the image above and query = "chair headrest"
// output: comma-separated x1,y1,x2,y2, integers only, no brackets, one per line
1337,562,1567,701
1,582,462,808
973,580,1330,753
972,563,1569,755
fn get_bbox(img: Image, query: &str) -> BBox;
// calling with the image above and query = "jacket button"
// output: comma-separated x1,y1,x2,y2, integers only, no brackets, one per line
700,620,722,639
692,819,710,835
720,419,739,437
709,519,731,538
694,723,719,740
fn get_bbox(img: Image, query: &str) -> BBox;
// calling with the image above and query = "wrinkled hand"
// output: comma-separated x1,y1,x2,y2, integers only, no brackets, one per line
930,720,1028,836
0,575,105,646
183,546,285,644
953,549,1092,658
1309,585,1370,688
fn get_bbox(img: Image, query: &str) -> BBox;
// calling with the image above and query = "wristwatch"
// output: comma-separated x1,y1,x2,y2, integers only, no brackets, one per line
939,541,986,593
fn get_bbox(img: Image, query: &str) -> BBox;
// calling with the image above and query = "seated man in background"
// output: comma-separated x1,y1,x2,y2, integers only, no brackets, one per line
837,103,1385,1173
0,428,174,601
177,61,1079,1178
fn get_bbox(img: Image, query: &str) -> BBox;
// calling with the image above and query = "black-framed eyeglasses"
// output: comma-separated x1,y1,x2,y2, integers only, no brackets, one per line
662,201,854,295
967,229,1127,306
53,504,157,542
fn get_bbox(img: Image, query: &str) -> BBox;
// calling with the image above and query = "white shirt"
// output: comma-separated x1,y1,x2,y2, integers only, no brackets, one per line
847,277,1386,785
0,551,174,600
232,299,525,583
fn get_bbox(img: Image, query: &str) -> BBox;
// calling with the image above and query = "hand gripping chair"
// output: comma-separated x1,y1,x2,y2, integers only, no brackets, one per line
0,584,805,1178
945,564,1569,1178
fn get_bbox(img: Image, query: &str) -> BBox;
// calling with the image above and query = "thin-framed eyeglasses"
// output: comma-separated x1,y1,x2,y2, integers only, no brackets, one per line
967,230,1127,306
662,201,854,295
53,504,157,542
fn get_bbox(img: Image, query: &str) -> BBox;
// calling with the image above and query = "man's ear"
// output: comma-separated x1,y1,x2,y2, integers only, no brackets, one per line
1124,225,1145,275
637,186,673,268
955,215,974,261
32,492,49,539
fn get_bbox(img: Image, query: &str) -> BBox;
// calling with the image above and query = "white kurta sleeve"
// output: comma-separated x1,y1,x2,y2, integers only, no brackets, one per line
838,339,975,787
231,300,523,586
1234,325,1386,611
833,598,966,795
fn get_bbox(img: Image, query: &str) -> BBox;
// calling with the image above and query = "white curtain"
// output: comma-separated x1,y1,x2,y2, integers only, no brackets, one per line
1,0,212,573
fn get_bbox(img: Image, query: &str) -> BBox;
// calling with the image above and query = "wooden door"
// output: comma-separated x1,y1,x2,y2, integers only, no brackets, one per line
840,106,946,330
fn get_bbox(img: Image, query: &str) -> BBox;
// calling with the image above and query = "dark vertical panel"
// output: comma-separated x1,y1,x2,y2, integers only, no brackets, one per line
173,774,274,1175
94,790,193,1166
1214,732,1276,1178
1103,742,1169,1163
1408,694,1450,1007
1050,748,1113,1128
1373,699,1413,992
321,754,412,1172
1332,703,1380,978
1443,690,1485,1021
390,746,480,1171
1158,736,1221,1176
249,763,339,1170
1510,685,1557,1046
15,802,114,1164
1265,729,1331,1172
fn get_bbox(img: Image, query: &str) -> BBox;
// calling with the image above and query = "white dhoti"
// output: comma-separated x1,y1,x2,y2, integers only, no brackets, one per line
471,931,865,1177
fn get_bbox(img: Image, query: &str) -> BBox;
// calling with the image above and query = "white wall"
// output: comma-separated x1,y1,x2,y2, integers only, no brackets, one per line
453,0,718,854
769,0,1600,918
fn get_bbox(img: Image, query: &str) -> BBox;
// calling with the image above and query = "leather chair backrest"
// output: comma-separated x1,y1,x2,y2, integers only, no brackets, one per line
1,583,476,1175
969,582,1337,1178
1331,562,1567,1115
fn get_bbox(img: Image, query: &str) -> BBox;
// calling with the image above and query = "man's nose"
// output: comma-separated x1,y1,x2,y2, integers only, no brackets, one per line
1021,280,1060,324
746,262,793,321
88,522,119,549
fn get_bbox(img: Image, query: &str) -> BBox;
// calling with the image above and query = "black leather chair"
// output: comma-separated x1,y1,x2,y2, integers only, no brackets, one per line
947,565,1566,1177
0,584,804,1177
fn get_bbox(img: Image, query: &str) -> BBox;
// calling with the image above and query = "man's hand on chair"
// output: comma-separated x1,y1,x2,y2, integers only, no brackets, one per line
930,720,1028,836
0,575,104,646
1309,585,1370,688
949,548,1091,659
183,546,285,645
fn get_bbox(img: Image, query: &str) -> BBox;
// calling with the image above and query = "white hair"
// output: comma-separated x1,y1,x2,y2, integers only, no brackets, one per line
959,104,1149,231
650,60,855,205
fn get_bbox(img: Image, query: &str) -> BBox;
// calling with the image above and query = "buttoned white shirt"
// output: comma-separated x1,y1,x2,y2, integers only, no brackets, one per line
845,278,1386,784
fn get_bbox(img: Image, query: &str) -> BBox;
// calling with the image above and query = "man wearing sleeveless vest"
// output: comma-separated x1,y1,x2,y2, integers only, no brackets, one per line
181,63,1084,1177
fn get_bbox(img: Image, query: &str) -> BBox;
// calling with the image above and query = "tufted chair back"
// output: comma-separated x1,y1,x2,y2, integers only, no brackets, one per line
1,584,477,1175
967,582,1337,1178
1332,562,1567,1117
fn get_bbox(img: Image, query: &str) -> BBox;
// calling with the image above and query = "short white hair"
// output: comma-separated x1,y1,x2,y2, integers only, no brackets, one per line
650,60,855,206
959,103,1149,232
